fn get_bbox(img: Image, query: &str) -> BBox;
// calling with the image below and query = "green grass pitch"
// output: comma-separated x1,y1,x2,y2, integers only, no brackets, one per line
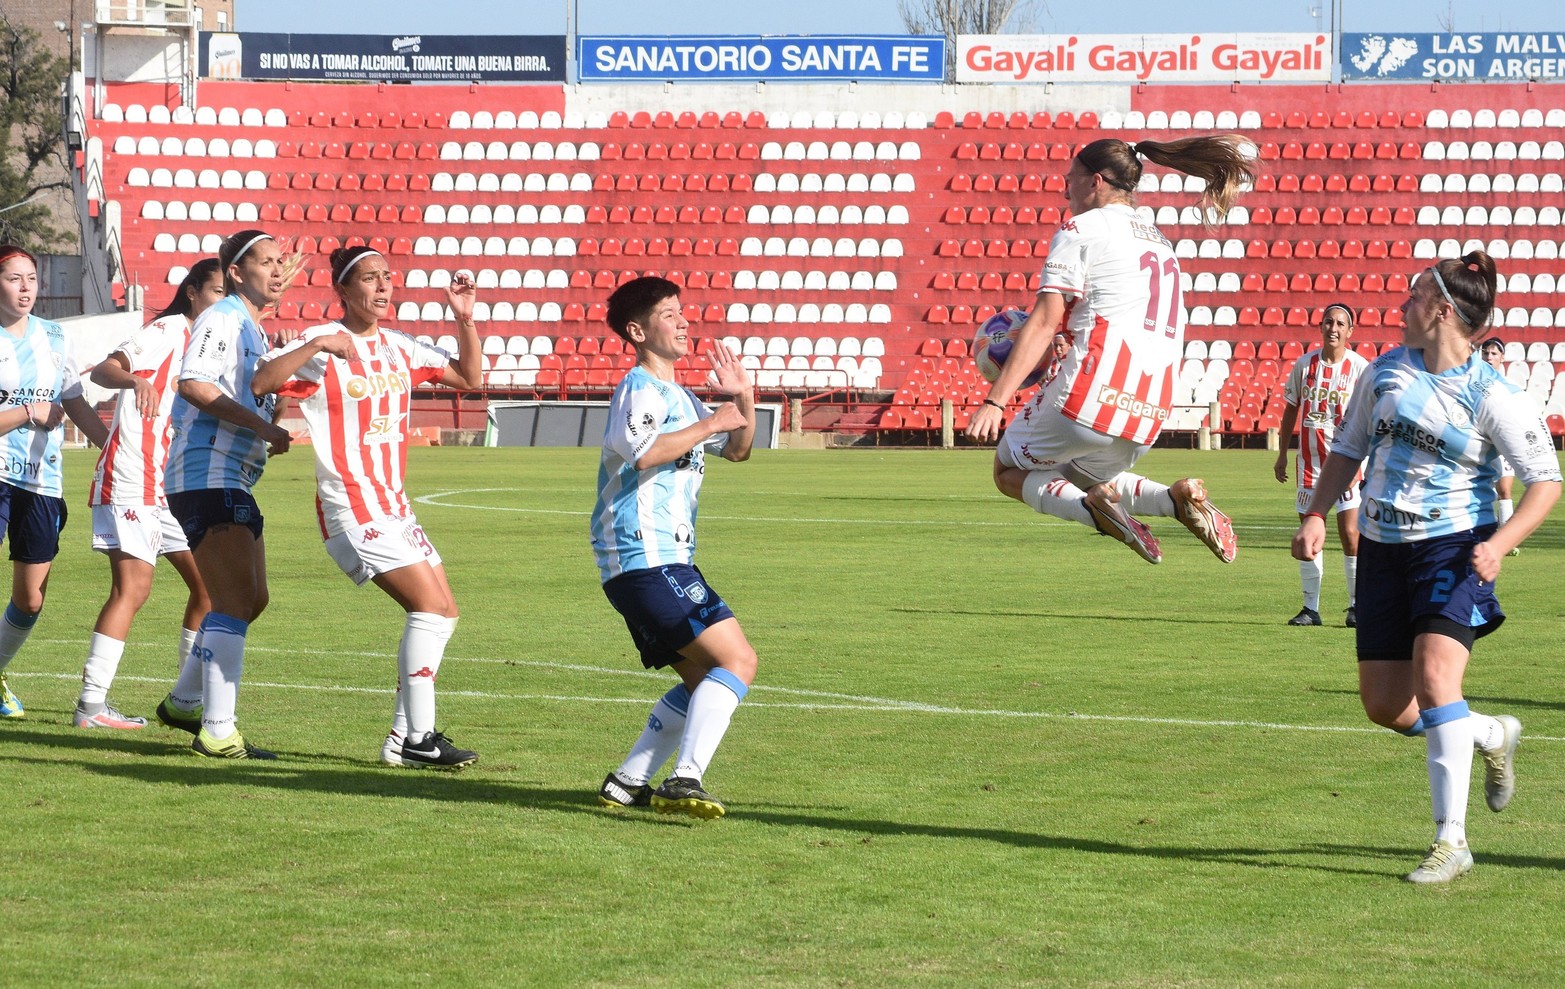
4,446,1565,987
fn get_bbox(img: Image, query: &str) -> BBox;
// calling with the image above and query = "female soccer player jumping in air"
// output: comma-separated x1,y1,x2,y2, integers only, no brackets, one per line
592,276,757,819
252,246,483,769
1293,251,1560,884
0,245,110,719
74,260,222,729
965,137,1253,565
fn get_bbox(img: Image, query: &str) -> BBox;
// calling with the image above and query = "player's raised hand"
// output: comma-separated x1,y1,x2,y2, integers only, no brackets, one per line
707,341,751,396
446,269,477,322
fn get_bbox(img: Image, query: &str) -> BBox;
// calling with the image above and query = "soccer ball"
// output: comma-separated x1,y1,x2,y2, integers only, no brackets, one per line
972,309,1043,386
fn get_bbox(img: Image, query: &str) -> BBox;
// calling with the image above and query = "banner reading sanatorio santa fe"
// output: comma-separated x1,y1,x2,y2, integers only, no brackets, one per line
577,36,944,81
1343,32,1565,80
200,32,565,82
957,33,1329,83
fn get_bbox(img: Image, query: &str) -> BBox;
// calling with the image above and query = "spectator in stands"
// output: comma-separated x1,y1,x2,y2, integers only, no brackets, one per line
592,276,756,820
1478,337,1518,545
965,136,1254,564
74,259,222,731
1293,250,1560,884
0,245,111,720
154,229,294,759
1273,303,1369,628
251,247,483,769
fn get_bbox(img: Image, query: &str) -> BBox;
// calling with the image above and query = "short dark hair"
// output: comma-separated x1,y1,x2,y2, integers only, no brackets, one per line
1481,336,1505,352
606,276,680,342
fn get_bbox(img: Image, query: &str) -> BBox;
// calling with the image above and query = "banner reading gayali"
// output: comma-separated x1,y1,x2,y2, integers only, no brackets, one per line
200,32,566,82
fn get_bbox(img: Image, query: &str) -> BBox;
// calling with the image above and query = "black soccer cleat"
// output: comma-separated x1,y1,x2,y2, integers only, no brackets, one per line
156,697,202,735
398,730,478,770
1344,606,1357,628
598,771,653,808
1287,607,1323,627
651,776,726,819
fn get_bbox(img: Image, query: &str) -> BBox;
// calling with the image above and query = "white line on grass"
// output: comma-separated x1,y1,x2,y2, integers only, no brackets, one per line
414,488,1300,531
19,642,1565,741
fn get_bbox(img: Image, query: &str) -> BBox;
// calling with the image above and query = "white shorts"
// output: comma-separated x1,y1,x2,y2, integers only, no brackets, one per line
998,401,1150,484
91,504,189,565
1296,484,1361,514
324,514,443,587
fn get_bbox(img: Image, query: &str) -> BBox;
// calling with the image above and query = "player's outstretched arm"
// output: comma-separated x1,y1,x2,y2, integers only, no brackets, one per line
178,379,291,455
62,394,110,448
634,408,746,471
1474,479,1560,579
1291,451,1362,560
966,293,1065,443
1273,402,1299,483
251,332,354,397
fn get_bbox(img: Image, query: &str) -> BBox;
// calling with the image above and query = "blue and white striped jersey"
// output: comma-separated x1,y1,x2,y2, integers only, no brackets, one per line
1333,345,1561,543
165,294,278,493
591,366,728,582
0,315,83,497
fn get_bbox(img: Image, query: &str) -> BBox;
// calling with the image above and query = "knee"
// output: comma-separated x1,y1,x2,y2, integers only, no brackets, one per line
728,645,759,685
1360,698,1409,730
9,593,44,618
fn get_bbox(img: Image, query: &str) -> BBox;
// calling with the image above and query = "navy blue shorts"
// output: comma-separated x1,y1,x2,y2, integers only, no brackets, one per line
0,483,67,564
1355,528,1504,662
167,488,264,551
602,564,736,669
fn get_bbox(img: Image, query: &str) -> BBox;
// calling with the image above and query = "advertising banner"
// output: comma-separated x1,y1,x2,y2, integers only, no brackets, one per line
957,33,1329,83
577,35,945,82
1343,32,1565,81
200,32,566,82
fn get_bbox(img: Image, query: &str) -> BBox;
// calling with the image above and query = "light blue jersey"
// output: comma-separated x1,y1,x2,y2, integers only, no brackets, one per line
165,294,277,493
591,366,728,582
0,315,83,497
1333,346,1561,543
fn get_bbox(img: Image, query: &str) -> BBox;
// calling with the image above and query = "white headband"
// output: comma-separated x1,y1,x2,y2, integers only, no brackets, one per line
336,249,384,284
1429,268,1473,326
229,233,274,267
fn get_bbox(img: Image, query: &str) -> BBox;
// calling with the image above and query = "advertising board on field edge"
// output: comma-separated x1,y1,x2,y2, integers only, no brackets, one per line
577,36,945,82
957,33,1329,83
201,32,566,82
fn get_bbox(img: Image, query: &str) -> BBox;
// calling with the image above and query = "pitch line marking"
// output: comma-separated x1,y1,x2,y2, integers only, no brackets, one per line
414,488,1302,531
17,644,1565,742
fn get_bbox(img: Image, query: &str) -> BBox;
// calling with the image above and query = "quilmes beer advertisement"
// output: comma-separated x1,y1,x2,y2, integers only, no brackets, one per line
201,32,566,82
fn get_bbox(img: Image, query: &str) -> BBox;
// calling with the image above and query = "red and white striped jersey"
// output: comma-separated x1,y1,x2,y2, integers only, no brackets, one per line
1039,203,1184,445
89,315,190,507
1283,348,1369,487
264,323,448,538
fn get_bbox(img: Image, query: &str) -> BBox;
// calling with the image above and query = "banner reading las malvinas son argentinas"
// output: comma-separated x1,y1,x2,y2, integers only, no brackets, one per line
957,33,1330,83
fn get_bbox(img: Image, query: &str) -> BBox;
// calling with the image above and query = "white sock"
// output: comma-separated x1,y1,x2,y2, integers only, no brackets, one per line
1020,471,1093,527
169,628,204,709
1342,555,1358,608
390,683,407,739
79,633,126,709
199,614,249,740
1300,556,1324,611
1495,497,1514,526
1113,473,1175,517
617,684,691,785
1423,702,1473,846
674,669,748,782
0,603,40,673
399,612,454,744
1469,711,1505,751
